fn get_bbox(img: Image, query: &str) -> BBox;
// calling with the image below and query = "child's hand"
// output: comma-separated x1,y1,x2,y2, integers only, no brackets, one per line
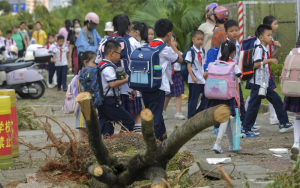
203,72,208,80
192,76,198,83
269,58,278,65
273,41,281,48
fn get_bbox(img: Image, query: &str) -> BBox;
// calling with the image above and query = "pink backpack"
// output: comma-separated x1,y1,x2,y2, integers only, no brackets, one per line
205,60,237,100
63,75,78,114
281,48,300,97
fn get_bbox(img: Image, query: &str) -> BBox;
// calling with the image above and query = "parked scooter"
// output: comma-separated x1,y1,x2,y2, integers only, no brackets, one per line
0,47,52,99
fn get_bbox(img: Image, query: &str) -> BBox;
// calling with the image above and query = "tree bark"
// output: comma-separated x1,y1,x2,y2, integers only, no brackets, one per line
76,92,115,166
142,167,168,188
156,105,230,167
87,164,118,186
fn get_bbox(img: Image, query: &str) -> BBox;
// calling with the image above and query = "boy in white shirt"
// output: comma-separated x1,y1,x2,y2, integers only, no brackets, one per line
242,24,293,137
143,19,183,141
186,30,209,119
52,35,70,91
4,30,17,58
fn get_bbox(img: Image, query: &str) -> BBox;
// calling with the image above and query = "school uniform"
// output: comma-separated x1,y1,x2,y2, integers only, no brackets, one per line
3,38,17,58
97,59,135,136
53,45,69,91
243,44,289,132
206,58,242,116
165,61,184,97
283,48,300,113
186,45,209,119
142,39,179,141
45,43,56,84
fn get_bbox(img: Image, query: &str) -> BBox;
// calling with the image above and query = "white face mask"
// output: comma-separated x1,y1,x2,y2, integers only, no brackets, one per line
75,28,81,33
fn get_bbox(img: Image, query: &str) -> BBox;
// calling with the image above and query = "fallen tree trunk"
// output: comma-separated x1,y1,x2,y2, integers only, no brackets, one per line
76,92,230,187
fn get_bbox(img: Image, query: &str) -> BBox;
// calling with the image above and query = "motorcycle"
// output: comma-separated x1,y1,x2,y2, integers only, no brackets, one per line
0,47,52,99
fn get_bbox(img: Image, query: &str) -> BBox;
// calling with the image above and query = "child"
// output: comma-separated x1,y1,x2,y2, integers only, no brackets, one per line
210,6,229,48
97,40,135,136
242,24,293,137
52,35,70,91
0,30,5,53
186,30,209,119
285,45,300,161
143,19,183,141
208,41,241,153
45,35,56,88
104,21,114,38
148,26,155,43
4,30,17,58
32,21,47,46
163,36,185,120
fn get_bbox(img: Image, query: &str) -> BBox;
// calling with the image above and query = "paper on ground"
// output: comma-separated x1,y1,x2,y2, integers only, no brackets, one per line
206,158,231,164
269,148,288,154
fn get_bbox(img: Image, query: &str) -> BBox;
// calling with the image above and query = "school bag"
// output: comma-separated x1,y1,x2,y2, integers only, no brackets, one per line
99,35,131,73
128,44,166,92
204,60,237,100
204,47,219,71
181,47,205,81
63,75,78,114
281,48,300,97
78,64,114,108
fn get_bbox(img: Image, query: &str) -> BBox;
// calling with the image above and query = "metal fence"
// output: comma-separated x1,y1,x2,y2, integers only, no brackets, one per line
223,0,298,64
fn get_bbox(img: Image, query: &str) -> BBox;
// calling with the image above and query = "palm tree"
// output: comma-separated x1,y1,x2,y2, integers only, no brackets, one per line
131,0,205,51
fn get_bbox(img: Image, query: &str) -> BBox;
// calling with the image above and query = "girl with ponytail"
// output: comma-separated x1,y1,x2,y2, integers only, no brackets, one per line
206,40,242,154
129,21,148,45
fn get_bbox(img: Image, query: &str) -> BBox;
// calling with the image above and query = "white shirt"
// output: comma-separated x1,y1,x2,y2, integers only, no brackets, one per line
250,44,269,86
100,59,120,97
173,52,183,72
45,43,56,54
4,38,17,58
53,45,69,66
217,38,240,63
152,39,179,93
185,45,206,84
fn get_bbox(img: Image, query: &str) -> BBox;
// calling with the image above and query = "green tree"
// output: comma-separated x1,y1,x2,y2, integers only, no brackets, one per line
132,0,205,51
0,1,13,14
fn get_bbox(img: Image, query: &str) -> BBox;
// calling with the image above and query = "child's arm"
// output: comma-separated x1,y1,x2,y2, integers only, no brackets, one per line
67,52,71,68
187,63,197,83
170,37,183,63
52,54,56,62
68,45,73,66
271,41,281,57
253,58,278,69
108,76,128,88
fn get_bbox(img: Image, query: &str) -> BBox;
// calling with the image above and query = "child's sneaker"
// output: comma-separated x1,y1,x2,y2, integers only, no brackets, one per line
251,125,261,132
213,144,223,154
291,142,300,155
163,111,168,120
245,130,260,138
174,112,186,120
270,115,279,125
228,145,242,152
212,128,219,135
278,123,294,133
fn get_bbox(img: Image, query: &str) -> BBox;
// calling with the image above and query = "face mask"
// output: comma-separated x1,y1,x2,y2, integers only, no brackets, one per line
88,23,97,30
75,28,81,33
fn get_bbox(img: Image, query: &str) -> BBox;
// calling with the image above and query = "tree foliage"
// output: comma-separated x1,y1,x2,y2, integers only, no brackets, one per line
0,1,13,13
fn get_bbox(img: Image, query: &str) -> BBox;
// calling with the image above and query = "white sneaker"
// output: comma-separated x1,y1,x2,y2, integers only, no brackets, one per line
228,145,242,152
291,142,300,155
213,144,223,154
163,111,168,120
270,115,279,125
174,112,186,120
251,125,261,132
48,83,55,89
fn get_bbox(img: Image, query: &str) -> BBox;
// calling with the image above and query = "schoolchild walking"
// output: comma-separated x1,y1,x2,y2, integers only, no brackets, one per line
45,35,57,88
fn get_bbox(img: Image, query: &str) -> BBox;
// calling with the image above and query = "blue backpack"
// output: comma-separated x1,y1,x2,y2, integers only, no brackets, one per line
78,64,113,108
204,47,219,71
181,47,205,81
128,44,166,92
100,35,132,74
241,36,257,51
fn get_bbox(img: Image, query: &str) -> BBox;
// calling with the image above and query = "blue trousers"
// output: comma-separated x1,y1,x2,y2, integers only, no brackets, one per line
239,83,246,122
142,90,166,141
188,83,209,119
243,84,289,131
48,62,56,84
55,65,68,91
97,97,135,137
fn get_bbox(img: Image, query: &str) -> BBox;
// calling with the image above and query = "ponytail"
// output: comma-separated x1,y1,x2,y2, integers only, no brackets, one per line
220,40,236,62
113,14,130,37
131,21,148,42
77,51,96,74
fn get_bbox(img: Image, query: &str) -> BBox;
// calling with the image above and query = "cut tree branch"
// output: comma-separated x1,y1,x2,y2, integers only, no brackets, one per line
87,164,118,186
142,167,168,188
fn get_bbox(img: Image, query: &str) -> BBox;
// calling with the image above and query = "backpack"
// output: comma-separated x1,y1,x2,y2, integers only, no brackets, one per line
238,44,264,81
99,36,132,73
204,60,237,100
78,64,114,108
181,47,205,81
128,44,166,92
63,75,78,114
241,36,257,51
281,48,300,97
204,47,219,71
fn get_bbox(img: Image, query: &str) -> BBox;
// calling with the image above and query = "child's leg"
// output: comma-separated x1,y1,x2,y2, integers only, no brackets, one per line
53,71,58,85
48,62,55,84
61,65,68,90
243,84,261,132
245,96,250,111
216,119,229,145
175,95,183,113
188,84,201,119
163,97,171,112
195,84,209,114
239,83,246,123
294,114,300,143
142,90,166,141
56,66,62,91
266,87,289,125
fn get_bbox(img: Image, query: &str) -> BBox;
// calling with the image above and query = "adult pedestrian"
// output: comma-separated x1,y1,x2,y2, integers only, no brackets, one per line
198,3,218,53
11,25,27,57
19,22,30,47
27,24,33,39
59,20,72,45
68,20,81,74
